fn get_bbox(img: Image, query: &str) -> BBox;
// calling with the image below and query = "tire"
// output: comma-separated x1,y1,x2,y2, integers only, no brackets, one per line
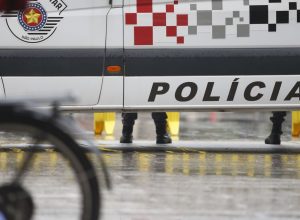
0,105,100,220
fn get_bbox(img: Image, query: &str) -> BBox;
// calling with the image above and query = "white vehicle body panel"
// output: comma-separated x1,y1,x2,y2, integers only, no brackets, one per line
106,8,123,48
98,7,123,108
0,0,109,106
123,0,300,111
98,76,123,108
1,0,300,111
3,77,100,105
0,0,110,47
0,79,6,99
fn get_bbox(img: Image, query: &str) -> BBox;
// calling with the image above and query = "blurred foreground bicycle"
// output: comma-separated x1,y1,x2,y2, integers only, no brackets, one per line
0,101,110,220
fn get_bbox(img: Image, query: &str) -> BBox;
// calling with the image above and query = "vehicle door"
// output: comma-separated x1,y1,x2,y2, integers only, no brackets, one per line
0,0,110,106
97,0,124,109
123,0,300,111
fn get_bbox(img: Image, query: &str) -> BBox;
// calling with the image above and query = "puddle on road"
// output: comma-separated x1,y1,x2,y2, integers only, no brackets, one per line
1,150,300,179
1,150,300,219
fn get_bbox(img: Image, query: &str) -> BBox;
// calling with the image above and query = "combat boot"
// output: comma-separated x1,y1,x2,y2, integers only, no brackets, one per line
265,112,286,145
120,125,134,144
155,122,172,144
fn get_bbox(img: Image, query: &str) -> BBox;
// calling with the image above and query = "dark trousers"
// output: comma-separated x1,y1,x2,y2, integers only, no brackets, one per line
122,112,167,125
121,112,168,136
270,111,287,135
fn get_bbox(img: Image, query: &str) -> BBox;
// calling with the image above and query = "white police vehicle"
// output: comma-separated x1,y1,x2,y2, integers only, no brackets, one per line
0,0,300,112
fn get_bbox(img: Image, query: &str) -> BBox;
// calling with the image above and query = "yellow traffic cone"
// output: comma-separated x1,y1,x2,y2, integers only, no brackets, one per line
94,113,116,136
94,113,104,135
103,112,116,136
292,111,300,137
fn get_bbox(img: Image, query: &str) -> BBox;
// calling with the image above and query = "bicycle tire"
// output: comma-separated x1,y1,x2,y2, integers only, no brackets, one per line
0,104,100,220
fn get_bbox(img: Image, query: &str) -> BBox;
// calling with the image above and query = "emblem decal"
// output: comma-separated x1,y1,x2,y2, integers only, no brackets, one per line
1,0,67,43
18,3,47,31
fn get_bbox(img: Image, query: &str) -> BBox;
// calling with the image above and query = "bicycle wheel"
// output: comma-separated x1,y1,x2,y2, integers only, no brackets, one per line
0,103,100,220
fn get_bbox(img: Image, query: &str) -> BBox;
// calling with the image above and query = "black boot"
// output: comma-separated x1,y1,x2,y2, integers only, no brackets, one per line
120,125,133,143
265,112,286,145
155,123,172,144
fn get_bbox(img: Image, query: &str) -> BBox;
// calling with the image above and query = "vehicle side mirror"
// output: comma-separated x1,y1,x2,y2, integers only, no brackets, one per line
0,0,27,11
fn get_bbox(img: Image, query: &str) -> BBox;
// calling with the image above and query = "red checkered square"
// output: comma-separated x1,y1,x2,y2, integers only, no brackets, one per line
166,26,177,36
134,26,153,45
153,13,166,26
166,4,174,13
126,13,137,25
137,0,152,13
177,36,184,44
125,0,188,45
177,14,188,26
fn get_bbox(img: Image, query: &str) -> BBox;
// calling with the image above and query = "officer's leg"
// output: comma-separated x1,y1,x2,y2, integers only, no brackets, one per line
120,113,138,143
152,112,172,144
265,111,287,145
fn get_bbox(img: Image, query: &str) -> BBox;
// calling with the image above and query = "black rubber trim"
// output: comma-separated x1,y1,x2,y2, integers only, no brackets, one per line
0,49,105,76
125,48,300,76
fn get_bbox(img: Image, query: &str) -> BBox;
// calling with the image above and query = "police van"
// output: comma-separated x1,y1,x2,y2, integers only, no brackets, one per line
0,0,299,112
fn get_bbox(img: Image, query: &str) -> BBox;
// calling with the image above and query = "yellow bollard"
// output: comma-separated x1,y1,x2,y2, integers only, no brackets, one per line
166,112,180,137
94,113,116,136
292,111,300,137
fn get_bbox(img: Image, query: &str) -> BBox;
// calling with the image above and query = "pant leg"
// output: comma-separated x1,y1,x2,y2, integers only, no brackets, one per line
121,113,138,136
270,111,287,135
152,112,168,135
151,112,167,123
122,113,138,125
265,111,287,145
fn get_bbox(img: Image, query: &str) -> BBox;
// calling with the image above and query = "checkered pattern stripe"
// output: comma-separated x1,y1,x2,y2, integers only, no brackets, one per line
125,0,189,45
125,0,300,46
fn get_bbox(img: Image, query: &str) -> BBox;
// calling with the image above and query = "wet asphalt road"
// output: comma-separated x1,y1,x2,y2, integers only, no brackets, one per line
0,112,299,220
